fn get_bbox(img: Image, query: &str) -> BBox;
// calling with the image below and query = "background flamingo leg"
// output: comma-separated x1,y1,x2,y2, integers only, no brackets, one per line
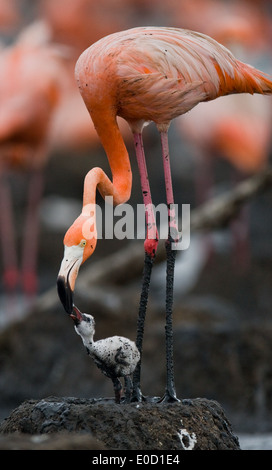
21,169,44,297
230,204,251,272
0,173,19,293
132,132,158,402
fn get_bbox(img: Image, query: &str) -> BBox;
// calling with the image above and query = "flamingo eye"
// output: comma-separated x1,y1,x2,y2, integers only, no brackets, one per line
79,239,87,248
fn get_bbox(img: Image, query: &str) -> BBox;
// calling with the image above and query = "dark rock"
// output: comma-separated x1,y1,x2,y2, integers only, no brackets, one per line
1,301,272,434
0,396,240,450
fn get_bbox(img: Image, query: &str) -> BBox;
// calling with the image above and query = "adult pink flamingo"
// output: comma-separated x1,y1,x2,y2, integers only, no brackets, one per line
0,30,66,296
57,26,272,402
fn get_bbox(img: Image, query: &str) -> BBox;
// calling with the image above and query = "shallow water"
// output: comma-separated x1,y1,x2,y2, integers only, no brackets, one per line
238,434,272,450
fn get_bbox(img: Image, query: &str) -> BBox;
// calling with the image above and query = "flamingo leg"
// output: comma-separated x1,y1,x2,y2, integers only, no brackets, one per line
0,173,19,293
132,132,158,402
123,376,133,403
112,377,122,404
21,169,44,296
160,130,179,402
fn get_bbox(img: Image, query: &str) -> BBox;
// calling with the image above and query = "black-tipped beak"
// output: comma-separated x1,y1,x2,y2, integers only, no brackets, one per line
70,304,83,326
57,275,74,314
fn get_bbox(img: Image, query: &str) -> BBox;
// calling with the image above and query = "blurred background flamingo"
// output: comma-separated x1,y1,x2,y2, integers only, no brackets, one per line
0,24,69,302
0,0,20,37
38,0,133,152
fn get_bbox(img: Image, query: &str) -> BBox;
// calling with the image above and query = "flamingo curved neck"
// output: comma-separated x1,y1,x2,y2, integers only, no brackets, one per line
82,110,132,212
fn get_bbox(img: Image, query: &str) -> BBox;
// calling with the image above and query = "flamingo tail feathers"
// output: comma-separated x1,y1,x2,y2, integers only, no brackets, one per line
237,61,272,95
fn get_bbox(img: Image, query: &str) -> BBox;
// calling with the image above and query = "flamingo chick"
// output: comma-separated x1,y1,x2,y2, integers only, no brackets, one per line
70,305,140,404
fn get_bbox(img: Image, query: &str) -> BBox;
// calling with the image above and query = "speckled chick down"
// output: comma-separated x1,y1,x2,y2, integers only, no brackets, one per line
78,319,140,378
71,306,140,382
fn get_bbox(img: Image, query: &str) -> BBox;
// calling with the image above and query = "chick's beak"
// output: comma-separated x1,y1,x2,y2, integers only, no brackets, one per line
70,304,83,325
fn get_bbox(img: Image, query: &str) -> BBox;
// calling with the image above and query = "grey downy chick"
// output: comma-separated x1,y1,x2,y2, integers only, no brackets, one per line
70,305,140,403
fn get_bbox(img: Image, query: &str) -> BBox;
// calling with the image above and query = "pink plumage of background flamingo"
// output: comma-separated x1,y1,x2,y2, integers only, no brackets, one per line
0,28,67,297
0,0,20,33
57,26,272,403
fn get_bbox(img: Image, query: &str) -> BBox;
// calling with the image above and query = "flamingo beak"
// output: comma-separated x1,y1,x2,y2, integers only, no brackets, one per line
57,274,74,314
57,245,83,314
70,304,83,325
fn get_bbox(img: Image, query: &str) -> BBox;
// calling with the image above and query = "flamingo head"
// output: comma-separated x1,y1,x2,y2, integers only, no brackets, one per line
70,305,95,340
57,213,97,314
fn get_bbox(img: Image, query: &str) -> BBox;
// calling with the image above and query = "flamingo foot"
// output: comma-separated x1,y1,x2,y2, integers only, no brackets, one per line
158,391,180,404
131,385,146,403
